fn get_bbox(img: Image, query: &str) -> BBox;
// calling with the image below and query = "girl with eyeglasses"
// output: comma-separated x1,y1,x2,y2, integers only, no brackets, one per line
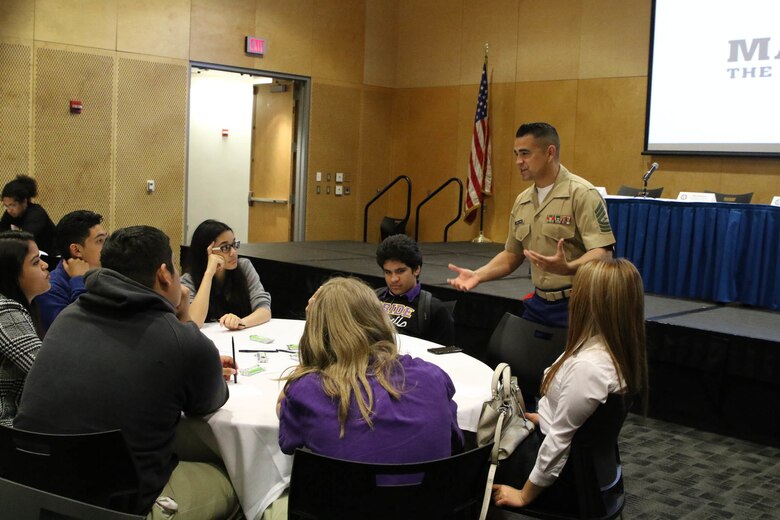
182,219,271,330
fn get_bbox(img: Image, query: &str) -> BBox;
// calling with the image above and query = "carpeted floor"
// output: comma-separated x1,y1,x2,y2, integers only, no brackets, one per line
620,414,780,519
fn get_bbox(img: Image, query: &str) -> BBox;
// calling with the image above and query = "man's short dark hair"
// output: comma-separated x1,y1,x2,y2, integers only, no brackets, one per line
516,122,560,156
376,234,423,270
55,210,103,259
100,226,173,289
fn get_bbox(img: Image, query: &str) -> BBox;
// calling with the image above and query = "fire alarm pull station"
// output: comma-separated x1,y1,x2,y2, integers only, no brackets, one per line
222,129,229,137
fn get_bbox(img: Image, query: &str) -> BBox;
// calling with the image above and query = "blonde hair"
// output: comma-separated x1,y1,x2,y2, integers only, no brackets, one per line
284,277,402,436
540,258,648,409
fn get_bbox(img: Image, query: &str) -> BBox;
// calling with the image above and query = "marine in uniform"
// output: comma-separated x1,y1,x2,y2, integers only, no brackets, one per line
447,122,615,327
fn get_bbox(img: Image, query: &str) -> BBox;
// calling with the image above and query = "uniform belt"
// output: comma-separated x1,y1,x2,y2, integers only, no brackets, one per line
535,287,572,302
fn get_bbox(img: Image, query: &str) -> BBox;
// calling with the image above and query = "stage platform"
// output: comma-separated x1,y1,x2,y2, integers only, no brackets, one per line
181,240,779,446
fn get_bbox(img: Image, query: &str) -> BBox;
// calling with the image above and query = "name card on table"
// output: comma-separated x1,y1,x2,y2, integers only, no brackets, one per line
771,196,780,207
677,192,717,203
595,187,608,198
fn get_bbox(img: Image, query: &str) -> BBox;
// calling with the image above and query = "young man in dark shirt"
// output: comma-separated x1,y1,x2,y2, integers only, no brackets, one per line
375,234,455,346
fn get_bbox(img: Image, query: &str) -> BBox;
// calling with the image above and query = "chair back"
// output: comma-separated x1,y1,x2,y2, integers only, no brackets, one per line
704,191,753,203
617,185,664,198
518,394,629,520
0,426,140,514
486,313,567,408
0,476,144,520
380,216,407,240
288,444,493,520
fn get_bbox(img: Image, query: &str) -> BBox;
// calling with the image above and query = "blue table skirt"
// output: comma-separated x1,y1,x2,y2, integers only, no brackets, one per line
607,198,780,310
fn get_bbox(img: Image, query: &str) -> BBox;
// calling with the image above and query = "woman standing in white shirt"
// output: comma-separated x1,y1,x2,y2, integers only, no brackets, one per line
492,258,648,511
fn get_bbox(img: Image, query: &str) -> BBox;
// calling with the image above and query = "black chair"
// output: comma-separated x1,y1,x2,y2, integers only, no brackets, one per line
486,312,567,409
490,394,629,520
0,426,141,514
288,444,493,520
704,191,753,203
616,185,664,198
0,476,144,520
380,216,408,240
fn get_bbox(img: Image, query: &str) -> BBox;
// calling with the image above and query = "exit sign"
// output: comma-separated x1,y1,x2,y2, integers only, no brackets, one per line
245,36,266,56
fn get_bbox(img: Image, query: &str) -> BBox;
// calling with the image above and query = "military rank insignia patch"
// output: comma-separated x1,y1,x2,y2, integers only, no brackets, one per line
595,201,611,232
546,215,572,225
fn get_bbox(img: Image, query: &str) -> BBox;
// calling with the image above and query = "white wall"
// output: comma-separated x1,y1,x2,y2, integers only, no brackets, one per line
186,70,254,244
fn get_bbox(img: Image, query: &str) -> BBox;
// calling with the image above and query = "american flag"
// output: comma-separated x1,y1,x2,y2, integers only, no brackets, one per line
465,62,493,222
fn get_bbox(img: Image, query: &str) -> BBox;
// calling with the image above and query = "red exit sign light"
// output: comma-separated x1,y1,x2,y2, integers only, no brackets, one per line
245,37,266,56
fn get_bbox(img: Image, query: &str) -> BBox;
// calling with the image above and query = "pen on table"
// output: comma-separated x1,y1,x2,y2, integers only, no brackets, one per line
239,348,276,353
231,337,238,384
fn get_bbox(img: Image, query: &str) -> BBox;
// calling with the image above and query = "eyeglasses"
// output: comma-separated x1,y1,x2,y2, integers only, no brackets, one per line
212,241,241,254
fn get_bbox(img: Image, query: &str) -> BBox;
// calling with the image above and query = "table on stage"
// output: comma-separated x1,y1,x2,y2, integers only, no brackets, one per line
189,319,493,520
606,197,780,310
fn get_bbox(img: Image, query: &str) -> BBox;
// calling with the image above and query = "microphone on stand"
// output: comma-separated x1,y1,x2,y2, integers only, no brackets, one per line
641,162,659,198
643,162,660,183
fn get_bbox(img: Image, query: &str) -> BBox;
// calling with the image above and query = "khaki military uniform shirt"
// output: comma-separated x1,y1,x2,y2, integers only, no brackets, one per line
505,164,615,291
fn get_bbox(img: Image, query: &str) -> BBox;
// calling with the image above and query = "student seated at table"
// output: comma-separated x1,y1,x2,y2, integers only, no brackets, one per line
490,258,648,513
15,226,240,519
0,231,50,426
263,277,464,520
0,175,56,255
35,210,107,333
375,234,455,346
182,219,271,330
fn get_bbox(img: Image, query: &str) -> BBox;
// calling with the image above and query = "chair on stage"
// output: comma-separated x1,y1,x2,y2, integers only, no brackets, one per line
380,216,408,240
0,476,144,520
288,444,493,520
616,185,664,198
486,312,567,409
0,426,141,515
489,394,630,520
704,191,753,203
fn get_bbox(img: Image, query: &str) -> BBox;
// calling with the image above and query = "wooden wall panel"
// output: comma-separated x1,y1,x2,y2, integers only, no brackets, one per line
516,0,582,82
117,0,191,60
34,0,117,50
358,87,395,243
306,82,361,240
0,0,35,40
0,41,32,178
390,86,461,242
254,0,313,77
579,0,651,79
719,159,780,205
190,0,255,69
33,46,113,226
396,0,463,88
459,0,519,85
364,0,397,87
115,57,188,251
311,0,365,84
573,77,648,190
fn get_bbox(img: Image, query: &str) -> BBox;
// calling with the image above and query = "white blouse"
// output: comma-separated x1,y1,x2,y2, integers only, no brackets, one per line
529,335,625,487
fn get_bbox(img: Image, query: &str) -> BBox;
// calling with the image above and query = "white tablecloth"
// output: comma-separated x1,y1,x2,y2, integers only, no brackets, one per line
197,319,493,520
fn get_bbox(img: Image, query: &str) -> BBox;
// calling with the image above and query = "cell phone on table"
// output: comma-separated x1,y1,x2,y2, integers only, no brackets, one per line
427,345,463,355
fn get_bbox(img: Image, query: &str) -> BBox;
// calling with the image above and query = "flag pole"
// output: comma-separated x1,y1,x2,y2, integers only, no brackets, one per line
473,42,493,244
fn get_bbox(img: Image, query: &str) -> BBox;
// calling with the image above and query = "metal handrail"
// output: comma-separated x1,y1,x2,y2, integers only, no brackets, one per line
363,175,412,242
414,178,463,242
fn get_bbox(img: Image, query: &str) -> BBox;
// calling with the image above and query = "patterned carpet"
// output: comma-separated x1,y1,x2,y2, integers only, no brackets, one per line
620,414,780,519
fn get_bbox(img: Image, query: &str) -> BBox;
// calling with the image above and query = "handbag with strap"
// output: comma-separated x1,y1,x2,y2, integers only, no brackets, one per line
477,362,535,520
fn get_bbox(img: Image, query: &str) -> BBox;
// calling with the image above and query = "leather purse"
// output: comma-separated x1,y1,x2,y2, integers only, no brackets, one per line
477,362,535,520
